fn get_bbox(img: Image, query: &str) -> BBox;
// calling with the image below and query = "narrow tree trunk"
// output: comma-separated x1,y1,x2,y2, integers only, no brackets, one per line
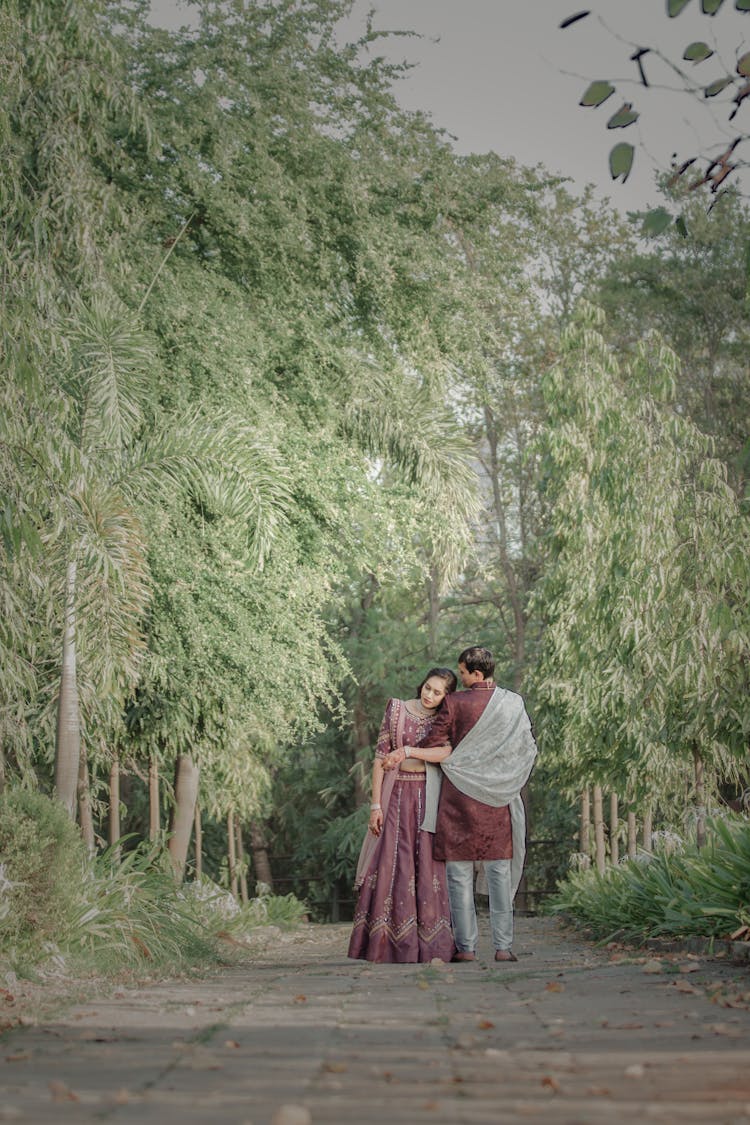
109,758,121,849
609,792,619,866
54,559,80,816
593,785,606,874
427,564,441,661
694,747,706,848
77,745,95,853
194,802,203,879
627,811,637,858
0,744,5,796
579,788,591,856
642,807,653,853
249,819,274,893
149,755,160,841
235,819,249,904
227,809,238,899
167,754,199,882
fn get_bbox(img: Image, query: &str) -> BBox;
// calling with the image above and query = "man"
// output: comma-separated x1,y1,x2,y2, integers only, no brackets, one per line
383,646,537,963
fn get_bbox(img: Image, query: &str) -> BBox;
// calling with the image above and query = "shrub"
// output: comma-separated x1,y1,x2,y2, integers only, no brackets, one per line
0,788,87,956
550,815,750,942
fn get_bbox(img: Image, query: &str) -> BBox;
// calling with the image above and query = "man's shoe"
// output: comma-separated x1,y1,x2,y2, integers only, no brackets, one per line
494,950,518,962
451,951,476,962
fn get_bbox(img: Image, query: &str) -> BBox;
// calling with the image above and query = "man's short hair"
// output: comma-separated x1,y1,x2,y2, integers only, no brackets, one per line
458,646,495,678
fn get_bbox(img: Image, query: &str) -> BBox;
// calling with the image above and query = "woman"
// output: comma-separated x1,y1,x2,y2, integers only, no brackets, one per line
347,667,457,963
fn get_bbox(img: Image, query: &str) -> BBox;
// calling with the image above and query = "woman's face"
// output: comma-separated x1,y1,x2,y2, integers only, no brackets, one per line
420,675,449,711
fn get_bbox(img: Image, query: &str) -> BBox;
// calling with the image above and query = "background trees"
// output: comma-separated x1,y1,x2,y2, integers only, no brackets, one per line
2,0,747,918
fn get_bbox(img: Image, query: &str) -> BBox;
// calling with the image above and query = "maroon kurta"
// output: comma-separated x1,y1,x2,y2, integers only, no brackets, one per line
421,681,513,862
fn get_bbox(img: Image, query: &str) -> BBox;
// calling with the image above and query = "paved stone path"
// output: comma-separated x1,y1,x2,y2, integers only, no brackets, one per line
1,916,750,1124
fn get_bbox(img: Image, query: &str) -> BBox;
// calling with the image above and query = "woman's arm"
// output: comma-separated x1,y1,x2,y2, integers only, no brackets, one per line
368,758,385,836
381,743,452,770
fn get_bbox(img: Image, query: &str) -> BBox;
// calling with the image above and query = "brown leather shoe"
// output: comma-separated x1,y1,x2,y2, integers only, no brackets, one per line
451,951,476,962
494,950,518,962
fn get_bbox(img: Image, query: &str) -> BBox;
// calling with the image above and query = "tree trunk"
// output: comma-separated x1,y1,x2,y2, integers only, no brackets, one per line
593,785,606,874
579,788,591,856
149,755,160,841
427,563,441,660
642,807,653,853
235,819,249,904
249,819,274,893
609,792,619,866
227,809,238,899
694,746,706,848
54,559,80,816
627,811,637,858
77,745,95,853
109,758,121,849
167,754,199,882
194,802,203,880
0,744,5,796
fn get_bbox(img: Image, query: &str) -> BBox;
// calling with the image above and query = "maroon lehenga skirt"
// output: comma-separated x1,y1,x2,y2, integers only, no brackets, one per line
348,771,455,963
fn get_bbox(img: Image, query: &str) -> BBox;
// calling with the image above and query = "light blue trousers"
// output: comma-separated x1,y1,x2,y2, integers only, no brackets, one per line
446,859,513,953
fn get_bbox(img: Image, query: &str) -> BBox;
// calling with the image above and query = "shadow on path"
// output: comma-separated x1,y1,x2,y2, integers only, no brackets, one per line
1,915,749,1123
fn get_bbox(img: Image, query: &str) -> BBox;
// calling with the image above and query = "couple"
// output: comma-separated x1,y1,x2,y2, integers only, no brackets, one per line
348,646,538,964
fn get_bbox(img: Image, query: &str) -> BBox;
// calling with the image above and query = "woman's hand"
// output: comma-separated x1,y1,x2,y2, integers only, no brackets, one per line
368,808,383,836
381,747,406,771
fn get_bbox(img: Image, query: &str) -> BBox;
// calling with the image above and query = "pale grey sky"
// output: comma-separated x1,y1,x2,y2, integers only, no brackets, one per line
150,0,750,212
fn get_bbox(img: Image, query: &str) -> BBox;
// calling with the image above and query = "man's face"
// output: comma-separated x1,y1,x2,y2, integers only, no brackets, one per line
458,662,474,688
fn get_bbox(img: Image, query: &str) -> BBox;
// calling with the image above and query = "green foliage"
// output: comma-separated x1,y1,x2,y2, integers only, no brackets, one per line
0,789,87,953
551,816,750,941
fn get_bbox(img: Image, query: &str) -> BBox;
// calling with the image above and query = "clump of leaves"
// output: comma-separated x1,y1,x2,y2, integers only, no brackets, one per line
0,789,87,958
550,816,750,943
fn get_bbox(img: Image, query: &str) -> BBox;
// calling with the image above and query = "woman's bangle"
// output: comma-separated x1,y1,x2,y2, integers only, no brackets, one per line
370,803,381,811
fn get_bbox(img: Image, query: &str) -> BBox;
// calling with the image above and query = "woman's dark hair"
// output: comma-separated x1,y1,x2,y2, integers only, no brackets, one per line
416,666,458,699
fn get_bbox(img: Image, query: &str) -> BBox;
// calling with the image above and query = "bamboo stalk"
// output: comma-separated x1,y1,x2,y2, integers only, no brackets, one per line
109,758,121,848
642,807,653,853
227,809,238,899
627,811,637,858
610,792,619,866
235,819,249,904
149,755,159,841
579,788,591,856
593,785,606,874
194,802,203,880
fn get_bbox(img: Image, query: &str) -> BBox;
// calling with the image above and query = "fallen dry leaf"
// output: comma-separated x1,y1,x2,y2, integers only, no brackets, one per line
587,1086,612,1096
708,1022,745,1038
624,1063,645,1079
5,1052,29,1062
642,959,664,974
49,1081,79,1103
293,994,307,1004
417,979,430,990
270,1106,312,1125
673,980,704,995
477,1018,495,1030
679,962,701,974
322,1060,348,1073
541,1075,561,1093
545,981,565,992
113,1089,130,1105
224,1040,241,1049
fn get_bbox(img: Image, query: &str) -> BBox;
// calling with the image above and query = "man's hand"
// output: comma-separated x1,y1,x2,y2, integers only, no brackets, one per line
381,747,406,771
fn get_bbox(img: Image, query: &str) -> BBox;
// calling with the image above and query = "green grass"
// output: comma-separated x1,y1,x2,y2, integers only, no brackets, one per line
550,816,750,943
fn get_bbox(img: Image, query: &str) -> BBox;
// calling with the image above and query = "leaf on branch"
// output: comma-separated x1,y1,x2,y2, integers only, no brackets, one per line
641,207,673,237
701,0,727,12
609,142,634,182
683,41,714,62
607,102,639,128
668,0,692,18
704,76,734,96
560,10,591,28
737,51,750,75
736,0,750,10
580,80,616,107
675,214,689,237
